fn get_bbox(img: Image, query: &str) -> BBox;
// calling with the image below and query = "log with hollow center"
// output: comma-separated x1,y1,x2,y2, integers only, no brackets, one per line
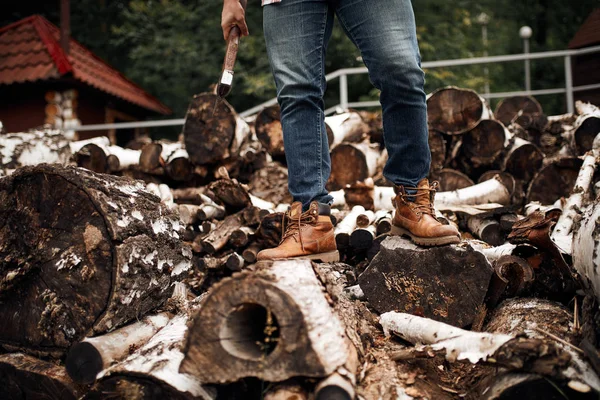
180,260,350,383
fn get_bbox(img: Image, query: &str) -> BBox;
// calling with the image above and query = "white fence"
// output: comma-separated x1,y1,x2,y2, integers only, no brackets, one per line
76,44,600,133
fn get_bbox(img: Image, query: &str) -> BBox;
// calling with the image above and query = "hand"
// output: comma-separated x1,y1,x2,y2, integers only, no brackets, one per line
221,0,249,41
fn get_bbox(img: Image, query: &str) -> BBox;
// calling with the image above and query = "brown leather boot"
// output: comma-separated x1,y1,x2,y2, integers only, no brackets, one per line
256,201,339,262
391,178,461,246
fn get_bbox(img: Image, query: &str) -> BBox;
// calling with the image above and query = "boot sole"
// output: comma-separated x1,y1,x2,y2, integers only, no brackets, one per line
265,250,340,263
390,225,460,247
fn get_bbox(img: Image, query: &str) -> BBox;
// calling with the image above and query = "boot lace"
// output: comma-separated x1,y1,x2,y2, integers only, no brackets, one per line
400,181,439,216
280,210,316,251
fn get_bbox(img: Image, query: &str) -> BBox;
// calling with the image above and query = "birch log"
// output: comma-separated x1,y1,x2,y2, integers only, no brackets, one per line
502,137,544,183
552,150,598,255
0,129,71,170
459,119,509,167
435,176,511,206
88,302,216,400
427,87,492,135
325,111,370,146
573,199,600,303
436,168,475,191
183,93,250,165
0,353,84,400
571,101,600,156
66,312,172,384
0,165,191,355
180,260,350,383
335,206,365,249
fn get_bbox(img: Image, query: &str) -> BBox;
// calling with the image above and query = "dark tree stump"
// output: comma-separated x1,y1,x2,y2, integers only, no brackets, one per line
494,95,543,127
427,87,492,135
502,137,544,183
436,168,475,192
526,157,583,204
0,353,84,400
428,129,447,178
358,236,493,327
0,165,191,355
460,119,508,167
183,93,249,165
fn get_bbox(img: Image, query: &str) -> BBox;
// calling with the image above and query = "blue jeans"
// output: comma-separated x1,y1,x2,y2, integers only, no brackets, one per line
264,0,430,208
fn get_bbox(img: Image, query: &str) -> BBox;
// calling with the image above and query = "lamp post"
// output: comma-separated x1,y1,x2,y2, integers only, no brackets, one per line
476,13,490,97
519,26,533,93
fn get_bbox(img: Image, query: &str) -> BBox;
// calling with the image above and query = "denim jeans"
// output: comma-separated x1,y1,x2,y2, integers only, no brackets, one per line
264,0,430,209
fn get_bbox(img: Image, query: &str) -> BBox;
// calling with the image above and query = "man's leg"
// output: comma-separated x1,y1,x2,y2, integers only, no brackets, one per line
334,0,430,188
263,0,334,209
258,0,340,262
335,0,459,246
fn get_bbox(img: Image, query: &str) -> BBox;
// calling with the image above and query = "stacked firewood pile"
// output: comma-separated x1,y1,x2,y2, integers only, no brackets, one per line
1,88,600,399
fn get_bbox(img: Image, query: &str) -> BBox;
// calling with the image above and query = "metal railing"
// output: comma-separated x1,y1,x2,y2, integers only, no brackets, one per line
76,45,600,132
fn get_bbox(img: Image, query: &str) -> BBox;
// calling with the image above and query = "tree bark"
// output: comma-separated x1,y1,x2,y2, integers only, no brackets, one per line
180,260,350,383
427,87,492,135
328,141,381,191
0,165,192,355
359,236,494,327
436,168,475,192
183,93,250,165
526,157,583,205
429,129,447,178
334,206,365,250
459,119,509,168
0,128,71,171
435,176,511,206
0,353,85,400
248,162,293,205
87,299,216,400
467,216,505,246
571,101,600,156
325,111,370,146
66,312,172,384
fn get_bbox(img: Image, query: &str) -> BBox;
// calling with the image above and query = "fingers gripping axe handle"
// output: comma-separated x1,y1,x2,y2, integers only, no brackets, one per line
215,0,248,109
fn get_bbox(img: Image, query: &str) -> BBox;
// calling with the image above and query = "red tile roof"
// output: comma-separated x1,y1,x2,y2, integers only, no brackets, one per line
0,15,171,114
569,8,600,49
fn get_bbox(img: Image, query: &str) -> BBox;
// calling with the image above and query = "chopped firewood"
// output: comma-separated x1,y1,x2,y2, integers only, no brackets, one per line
427,87,492,135
0,165,191,355
359,236,493,327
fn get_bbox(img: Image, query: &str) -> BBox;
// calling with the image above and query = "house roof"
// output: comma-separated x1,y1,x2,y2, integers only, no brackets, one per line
568,8,600,49
0,15,171,114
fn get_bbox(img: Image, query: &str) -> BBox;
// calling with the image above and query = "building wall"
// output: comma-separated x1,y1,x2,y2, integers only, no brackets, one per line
0,84,47,132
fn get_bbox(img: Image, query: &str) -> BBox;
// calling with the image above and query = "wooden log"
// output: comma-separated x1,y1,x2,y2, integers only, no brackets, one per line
88,296,217,400
375,210,393,235
571,101,600,156
478,170,517,199
328,141,381,191
0,128,71,170
198,254,229,270
428,129,447,177
503,137,544,183
494,95,543,127
552,150,597,255
225,252,245,272
74,143,108,173
65,312,171,384
359,236,493,327
436,176,511,206
264,382,308,400
459,119,509,167
427,87,492,135
255,212,284,249
350,225,376,250
207,178,252,212
255,105,334,157
139,142,164,172
325,111,370,146
335,206,365,249
527,158,586,205
573,198,600,304
69,136,110,153
356,210,375,228
183,93,251,165
0,353,84,400
242,242,262,264
467,216,505,246
180,260,350,383
177,204,202,225
163,144,193,181
171,187,210,205
248,162,293,205
436,168,475,192
0,165,191,355
200,207,260,254
229,227,254,248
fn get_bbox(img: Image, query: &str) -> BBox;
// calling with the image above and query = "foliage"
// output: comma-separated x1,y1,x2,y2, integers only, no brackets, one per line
3,0,598,120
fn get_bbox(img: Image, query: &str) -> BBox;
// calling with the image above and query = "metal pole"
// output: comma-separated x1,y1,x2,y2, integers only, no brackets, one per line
524,38,531,92
565,55,574,114
339,74,348,110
